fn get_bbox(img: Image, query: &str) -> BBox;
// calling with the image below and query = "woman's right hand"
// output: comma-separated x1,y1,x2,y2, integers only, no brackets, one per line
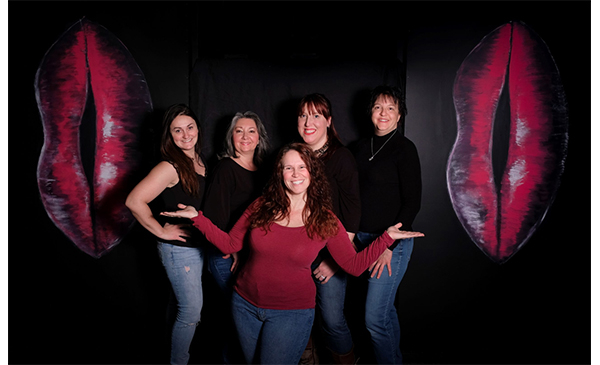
222,251,240,273
160,222,191,242
161,203,200,219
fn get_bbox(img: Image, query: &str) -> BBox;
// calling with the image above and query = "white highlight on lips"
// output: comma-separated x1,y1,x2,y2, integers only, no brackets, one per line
506,158,528,203
514,116,529,147
102,113,116,139
97,162,118,198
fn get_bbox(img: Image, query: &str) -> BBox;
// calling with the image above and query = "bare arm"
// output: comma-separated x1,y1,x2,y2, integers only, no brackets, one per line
125,162,189,242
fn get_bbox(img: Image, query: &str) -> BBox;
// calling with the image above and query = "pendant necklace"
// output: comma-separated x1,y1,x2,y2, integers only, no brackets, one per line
369,128,398,161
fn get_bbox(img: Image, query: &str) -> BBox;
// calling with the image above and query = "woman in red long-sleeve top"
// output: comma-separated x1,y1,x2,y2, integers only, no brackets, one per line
161,143,424,364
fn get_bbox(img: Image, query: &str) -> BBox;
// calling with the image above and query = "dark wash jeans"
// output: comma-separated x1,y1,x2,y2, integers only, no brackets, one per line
312,257,353,354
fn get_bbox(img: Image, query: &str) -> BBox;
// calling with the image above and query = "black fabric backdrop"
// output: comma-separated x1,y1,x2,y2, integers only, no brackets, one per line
8,1,591,364
191,57,404,160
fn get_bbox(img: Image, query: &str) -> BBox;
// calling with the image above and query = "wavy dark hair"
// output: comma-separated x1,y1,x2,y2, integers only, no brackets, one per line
297,93,342,160
160,104,203,197
249,143,339,239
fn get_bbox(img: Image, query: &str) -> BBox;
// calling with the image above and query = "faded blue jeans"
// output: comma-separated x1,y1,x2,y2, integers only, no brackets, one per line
312,256,353,355
157,242,204,365
355,233,414,365
231,291,314,364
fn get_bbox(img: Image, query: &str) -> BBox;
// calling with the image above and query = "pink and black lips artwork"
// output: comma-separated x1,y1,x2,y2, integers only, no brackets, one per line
35,18,153,258
447,21,568,263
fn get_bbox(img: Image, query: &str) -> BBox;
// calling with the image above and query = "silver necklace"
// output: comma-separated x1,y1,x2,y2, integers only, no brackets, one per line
369,128,398,161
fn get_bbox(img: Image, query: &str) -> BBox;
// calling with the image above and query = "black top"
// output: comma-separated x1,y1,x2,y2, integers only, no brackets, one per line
354,129,421,248
155,167,206,247
202,157,265,235
313,146,362,266
322,146,361,234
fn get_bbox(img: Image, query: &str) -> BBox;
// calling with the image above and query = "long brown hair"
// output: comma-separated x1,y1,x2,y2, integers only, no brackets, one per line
160,104,203,197
249,143,339,239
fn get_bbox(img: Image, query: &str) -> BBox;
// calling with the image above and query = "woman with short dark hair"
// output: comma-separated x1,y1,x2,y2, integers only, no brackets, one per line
354,85,422,364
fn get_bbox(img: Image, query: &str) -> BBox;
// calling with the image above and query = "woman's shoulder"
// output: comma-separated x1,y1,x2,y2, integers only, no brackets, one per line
154,160,178,174
326,146,357,168
351,136,371,153
214,156,236,168
245,196,264,213
214,157,255,176
331,145,354,159
395,134,419,153
146,161,179,188
208,157,235,174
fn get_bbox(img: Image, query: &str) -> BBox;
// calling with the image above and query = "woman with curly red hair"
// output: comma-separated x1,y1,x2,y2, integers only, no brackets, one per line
161,142,424,364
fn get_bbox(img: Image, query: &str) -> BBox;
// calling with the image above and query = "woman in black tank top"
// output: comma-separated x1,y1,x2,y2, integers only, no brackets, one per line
126,104,206,365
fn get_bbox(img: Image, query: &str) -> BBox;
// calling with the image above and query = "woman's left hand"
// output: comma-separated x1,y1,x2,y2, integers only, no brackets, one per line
160,203,199,219
386,222,424,240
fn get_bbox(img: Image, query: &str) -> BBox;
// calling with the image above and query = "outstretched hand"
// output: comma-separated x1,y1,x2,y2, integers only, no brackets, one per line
160,204,200,219
386,222,424,241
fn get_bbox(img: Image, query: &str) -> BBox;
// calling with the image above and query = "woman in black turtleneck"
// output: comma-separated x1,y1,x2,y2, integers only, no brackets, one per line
352,85,422,365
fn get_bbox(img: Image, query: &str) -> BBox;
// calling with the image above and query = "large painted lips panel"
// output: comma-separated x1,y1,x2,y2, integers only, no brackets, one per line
447,21,568,263
35,18,152,258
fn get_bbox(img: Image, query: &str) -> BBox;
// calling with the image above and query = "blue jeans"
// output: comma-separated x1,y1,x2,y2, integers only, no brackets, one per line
355,232,414,365
207,246,243,364
157,242,204,365
231,291,314,364
207,246,235,293
312,258,353,355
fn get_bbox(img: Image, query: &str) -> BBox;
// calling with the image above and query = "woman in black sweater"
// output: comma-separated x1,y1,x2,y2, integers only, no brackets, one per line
353,85,422,364
202,111,270,363
296,93,361,364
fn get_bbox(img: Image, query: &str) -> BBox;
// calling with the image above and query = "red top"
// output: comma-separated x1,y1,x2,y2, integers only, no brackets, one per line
192,199,394,310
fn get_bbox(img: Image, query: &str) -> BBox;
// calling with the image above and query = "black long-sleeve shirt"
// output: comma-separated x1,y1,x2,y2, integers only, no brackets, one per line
354,129,421,248
312,145,362,266
322,146,361,234
202,157,265,233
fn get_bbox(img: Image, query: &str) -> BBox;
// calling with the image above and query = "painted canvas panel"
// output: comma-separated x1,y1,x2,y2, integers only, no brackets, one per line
447,21,568,263
35,18,153,258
